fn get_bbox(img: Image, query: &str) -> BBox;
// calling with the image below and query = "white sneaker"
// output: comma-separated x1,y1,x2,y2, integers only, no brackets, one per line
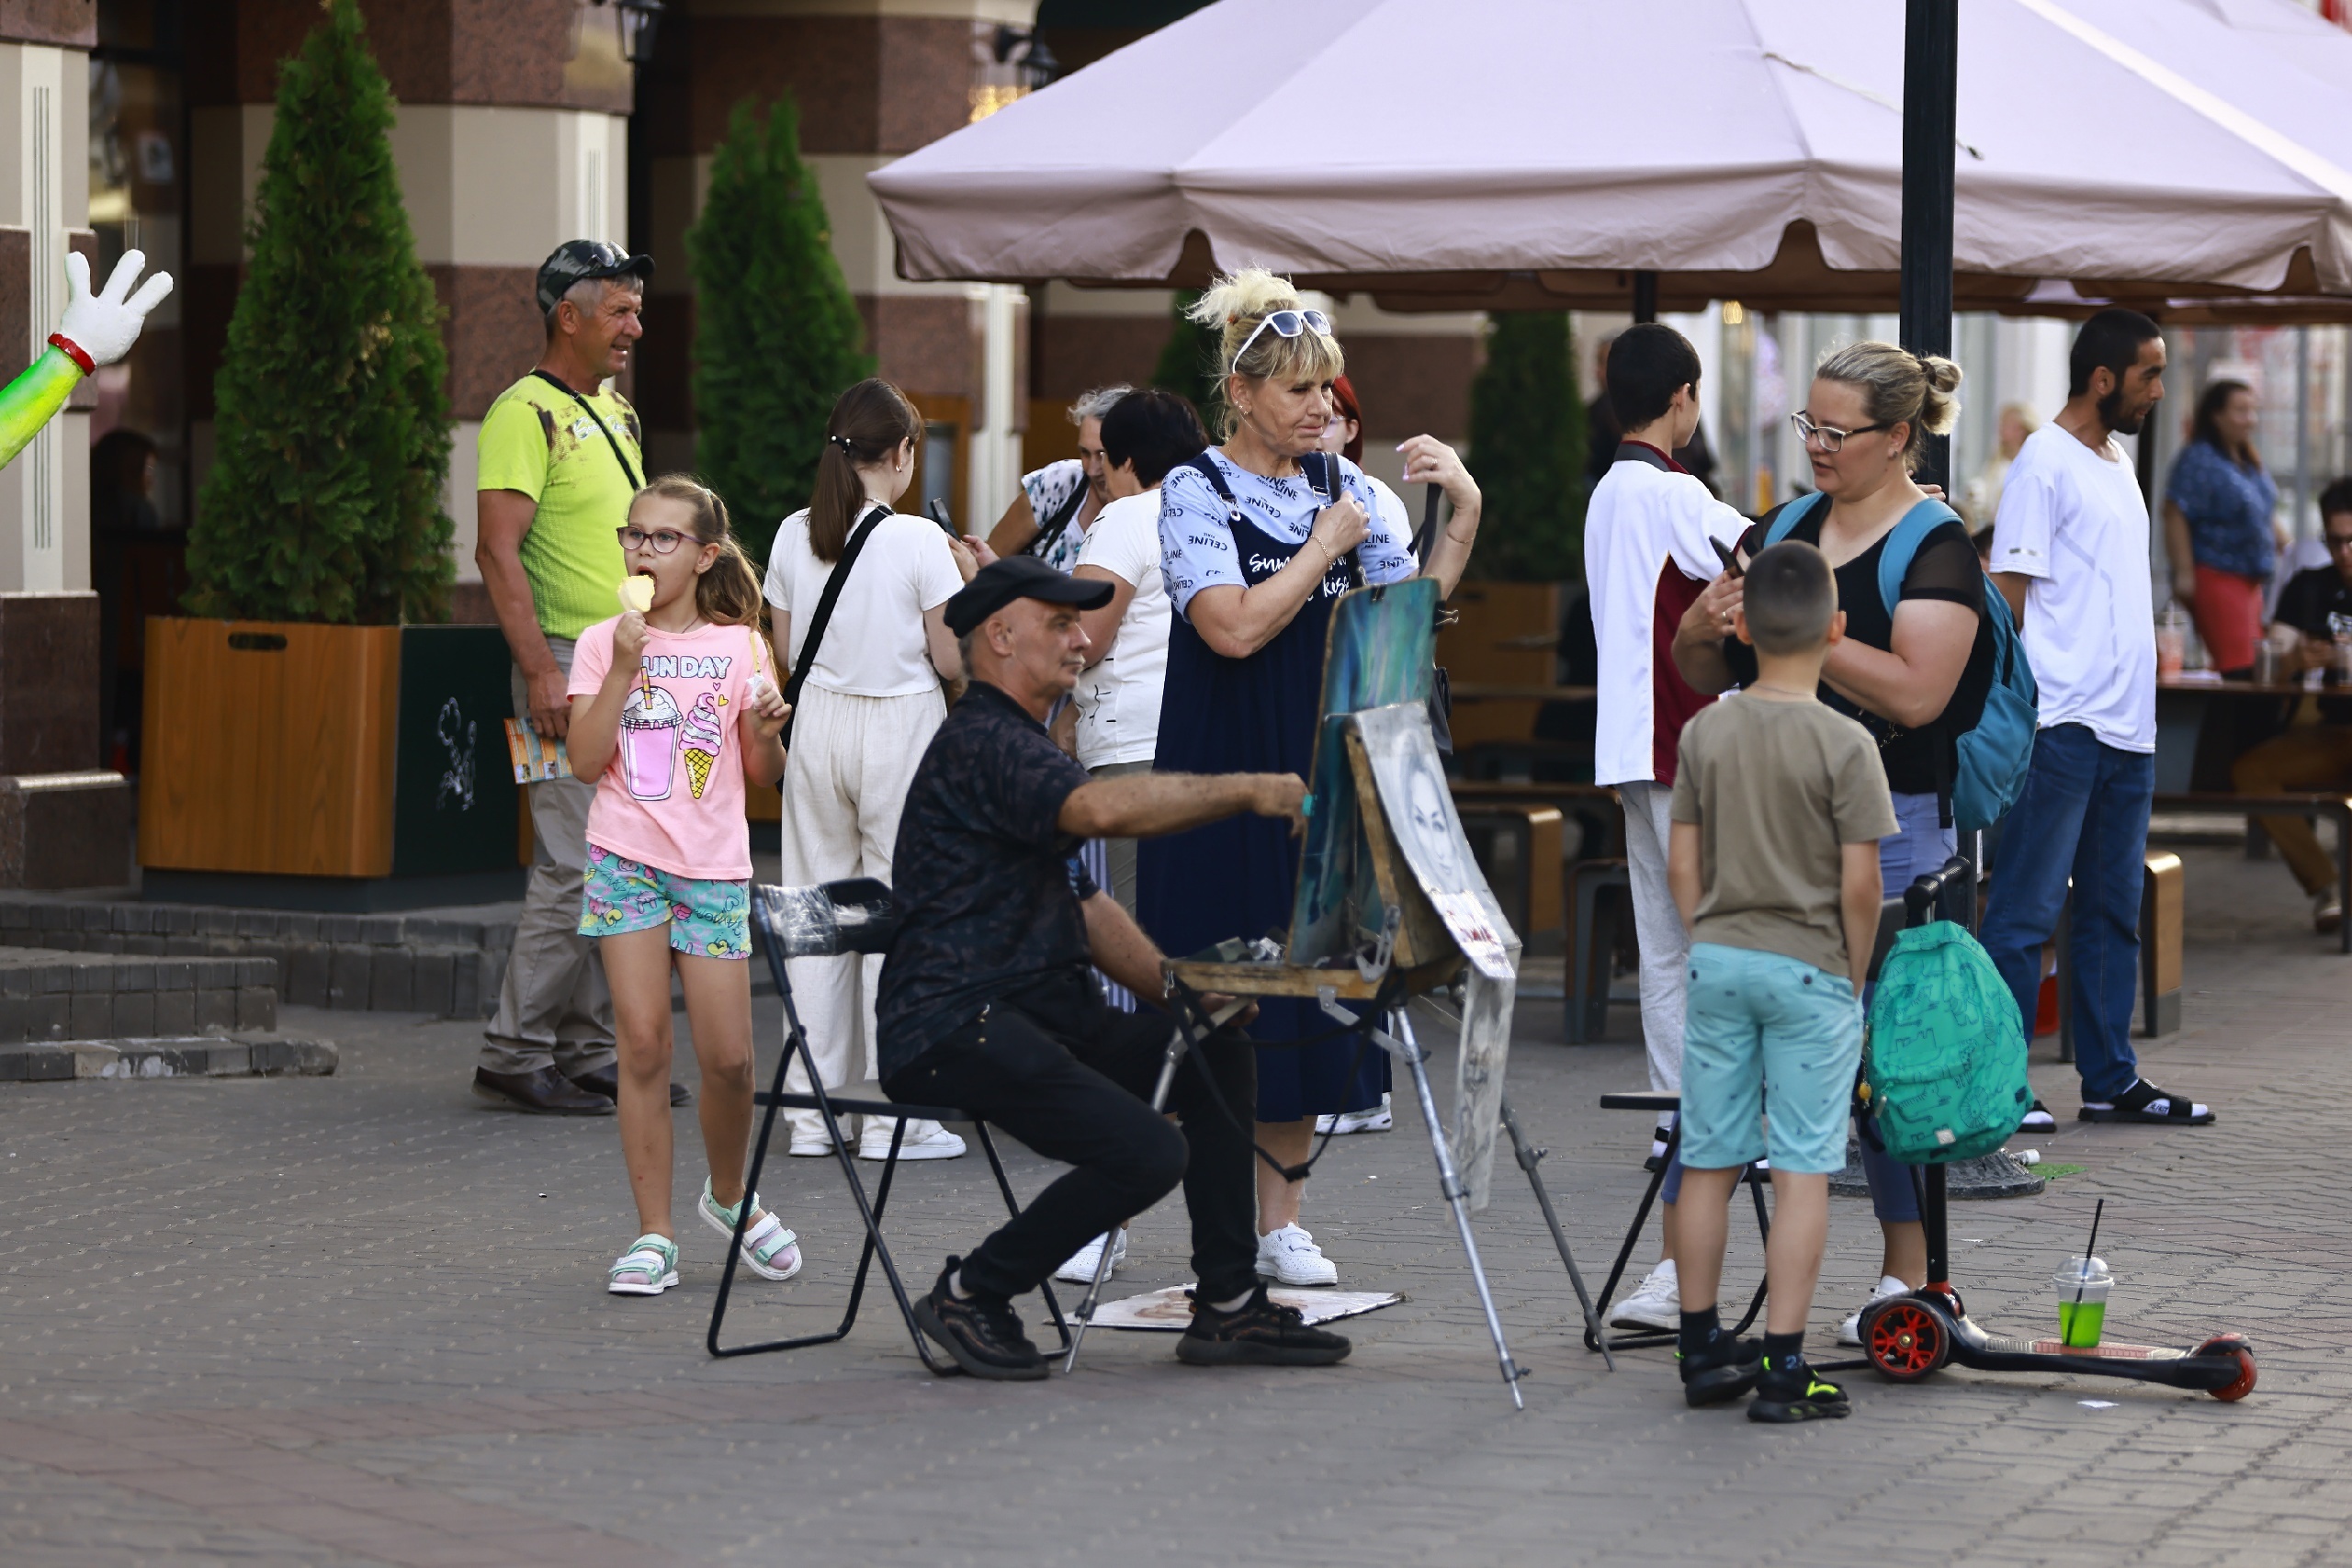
1255,1224,1339,1286
1317,1095,1394,1135
858,1118,967,1161
787,1116,846,1156
1608,1259,1679,1330
1054,1229,1128,1284
1837,1274,1912,1347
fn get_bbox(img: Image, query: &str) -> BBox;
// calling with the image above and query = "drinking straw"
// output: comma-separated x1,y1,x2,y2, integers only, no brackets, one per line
2075,1198,2106,1305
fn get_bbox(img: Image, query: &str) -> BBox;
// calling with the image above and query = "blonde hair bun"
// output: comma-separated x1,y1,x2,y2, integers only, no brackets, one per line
1184,267,1345,440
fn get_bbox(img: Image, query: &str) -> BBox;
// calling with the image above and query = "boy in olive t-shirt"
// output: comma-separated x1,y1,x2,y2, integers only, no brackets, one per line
1665,541,1896,1424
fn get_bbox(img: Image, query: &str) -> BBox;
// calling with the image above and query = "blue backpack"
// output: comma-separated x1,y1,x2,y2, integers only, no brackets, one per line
1762,492,2037,834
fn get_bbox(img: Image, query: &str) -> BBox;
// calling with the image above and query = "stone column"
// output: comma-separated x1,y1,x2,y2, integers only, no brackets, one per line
0,2,94,595
185,0,633,613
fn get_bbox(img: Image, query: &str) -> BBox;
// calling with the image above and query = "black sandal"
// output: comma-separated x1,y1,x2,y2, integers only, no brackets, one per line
2020,1099,2056,1134
2079,1079,2213,1125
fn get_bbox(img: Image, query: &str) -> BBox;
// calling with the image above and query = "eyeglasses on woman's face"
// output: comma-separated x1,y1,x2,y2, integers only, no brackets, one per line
617,525,692,555
1229,309,1334,377
1791,411,1893,454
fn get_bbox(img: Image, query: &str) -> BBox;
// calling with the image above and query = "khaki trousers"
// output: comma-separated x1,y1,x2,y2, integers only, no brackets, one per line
778,683,947,1142
2233,725,2352,896
479,637,616,1077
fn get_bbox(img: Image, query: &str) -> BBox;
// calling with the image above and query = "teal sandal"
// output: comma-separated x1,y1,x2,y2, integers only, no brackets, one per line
698,1179,802,1280
607,1234,680,1296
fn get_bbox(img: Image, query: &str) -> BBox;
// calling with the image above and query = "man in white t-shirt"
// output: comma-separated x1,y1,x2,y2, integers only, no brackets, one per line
1583,324,1750,1333
1071,389,1204,913
1984,310,2213,1128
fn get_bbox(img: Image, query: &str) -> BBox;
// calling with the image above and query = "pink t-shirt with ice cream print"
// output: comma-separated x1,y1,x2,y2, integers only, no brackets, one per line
569,617,771,880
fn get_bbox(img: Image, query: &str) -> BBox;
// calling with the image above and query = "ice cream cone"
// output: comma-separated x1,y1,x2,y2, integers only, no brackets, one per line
683,748,715,799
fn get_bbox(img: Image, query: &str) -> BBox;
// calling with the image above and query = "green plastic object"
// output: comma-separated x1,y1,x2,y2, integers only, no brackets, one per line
1864,920,2031,1164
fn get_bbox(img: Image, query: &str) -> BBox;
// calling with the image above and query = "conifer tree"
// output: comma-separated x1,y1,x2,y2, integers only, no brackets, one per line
1150,288,1224,424
186,0,451,625
690,95,873,565
1464,311,1586,582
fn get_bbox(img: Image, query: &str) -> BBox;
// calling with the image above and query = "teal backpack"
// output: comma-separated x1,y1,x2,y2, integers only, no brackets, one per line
1762,493,2038,833
1863,920,2030,1163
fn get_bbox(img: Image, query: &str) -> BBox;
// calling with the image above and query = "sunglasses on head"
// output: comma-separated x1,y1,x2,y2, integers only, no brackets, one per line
1229,309,1334,378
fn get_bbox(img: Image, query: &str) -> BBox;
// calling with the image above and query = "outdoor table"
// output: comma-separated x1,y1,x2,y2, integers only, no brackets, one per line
2154,674,2325,794
1446,682,1598,703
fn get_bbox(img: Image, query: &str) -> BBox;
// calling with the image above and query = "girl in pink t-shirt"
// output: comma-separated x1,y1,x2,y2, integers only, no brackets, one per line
567,475,799,1297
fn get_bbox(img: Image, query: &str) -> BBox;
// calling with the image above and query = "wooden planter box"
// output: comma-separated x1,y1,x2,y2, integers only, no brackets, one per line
139,618,523,908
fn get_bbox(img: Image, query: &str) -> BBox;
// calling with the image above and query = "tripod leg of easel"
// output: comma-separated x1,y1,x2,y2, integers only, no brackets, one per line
1396,1018,1525,1411
1062,1022,1193,1374
1499,1096,1612,1372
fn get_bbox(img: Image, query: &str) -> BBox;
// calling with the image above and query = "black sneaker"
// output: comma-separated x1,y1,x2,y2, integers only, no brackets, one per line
1748,1357,1851,1424
1175,1285,1352,1367
1677,1334,1762,1407
910,1259,1048,1382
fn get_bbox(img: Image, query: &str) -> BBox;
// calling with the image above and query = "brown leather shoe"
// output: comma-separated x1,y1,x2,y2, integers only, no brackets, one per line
472,1065,615,1115
568,1064,691,1108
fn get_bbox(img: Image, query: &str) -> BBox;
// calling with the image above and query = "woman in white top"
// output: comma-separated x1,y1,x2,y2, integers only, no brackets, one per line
1070,389,1207,913
763,378,978,1161
984,385,1131,572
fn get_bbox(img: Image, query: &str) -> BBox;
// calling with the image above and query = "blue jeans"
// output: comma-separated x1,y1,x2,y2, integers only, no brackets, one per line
1978,723,2154,1101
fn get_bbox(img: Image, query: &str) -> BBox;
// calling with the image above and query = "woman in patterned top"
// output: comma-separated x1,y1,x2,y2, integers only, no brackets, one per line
1141,268,1482,1288
2163,378,2279,676
985,385,1131,573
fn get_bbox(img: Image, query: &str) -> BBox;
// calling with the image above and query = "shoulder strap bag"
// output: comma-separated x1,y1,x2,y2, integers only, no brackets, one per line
1023,475,1090,562
530,370,643,491
778,502,890,750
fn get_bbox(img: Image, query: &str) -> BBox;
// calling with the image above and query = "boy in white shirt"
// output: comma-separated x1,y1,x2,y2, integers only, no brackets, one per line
1984,309,2214,1128
1582,323,1750,1331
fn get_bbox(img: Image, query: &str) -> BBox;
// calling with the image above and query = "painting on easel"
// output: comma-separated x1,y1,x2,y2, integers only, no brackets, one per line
1288,578,1440,968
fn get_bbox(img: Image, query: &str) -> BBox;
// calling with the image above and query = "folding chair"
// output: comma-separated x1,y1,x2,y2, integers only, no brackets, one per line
1583,1091,1770,1354
706,879,1071,1370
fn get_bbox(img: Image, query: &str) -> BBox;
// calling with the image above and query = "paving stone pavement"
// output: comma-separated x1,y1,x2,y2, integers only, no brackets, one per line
2,844,2347,1567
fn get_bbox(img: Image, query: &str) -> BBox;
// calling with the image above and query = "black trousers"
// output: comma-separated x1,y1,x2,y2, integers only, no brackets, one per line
881,972,1260,1304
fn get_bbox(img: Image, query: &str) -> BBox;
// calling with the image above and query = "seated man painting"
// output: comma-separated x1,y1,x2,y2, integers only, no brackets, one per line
874,555,1353,1381
2233,478,2352,934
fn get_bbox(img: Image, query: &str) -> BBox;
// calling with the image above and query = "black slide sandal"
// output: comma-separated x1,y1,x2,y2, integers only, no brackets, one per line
2079,1079,2214,1125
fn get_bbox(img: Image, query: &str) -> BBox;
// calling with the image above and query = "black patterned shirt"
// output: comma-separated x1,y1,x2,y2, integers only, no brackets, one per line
876,681,1099,1075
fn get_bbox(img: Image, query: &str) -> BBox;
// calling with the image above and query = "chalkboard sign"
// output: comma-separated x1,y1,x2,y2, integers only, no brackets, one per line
390,626,523,877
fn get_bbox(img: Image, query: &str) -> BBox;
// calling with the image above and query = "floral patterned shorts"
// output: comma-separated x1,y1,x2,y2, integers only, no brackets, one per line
579,845,752,960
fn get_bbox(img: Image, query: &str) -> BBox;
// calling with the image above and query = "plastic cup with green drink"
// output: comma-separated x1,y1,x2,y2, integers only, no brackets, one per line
2053,1255,2111,1348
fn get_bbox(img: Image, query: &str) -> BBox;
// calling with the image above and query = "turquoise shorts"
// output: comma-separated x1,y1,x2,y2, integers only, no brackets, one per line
1679,942,1862,1174
579,844,752,960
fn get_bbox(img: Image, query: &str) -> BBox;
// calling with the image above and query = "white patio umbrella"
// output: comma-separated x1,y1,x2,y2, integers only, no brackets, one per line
868,0,2352,317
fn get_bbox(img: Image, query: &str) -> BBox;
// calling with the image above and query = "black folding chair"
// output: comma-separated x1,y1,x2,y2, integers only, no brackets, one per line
705,879,1071,1371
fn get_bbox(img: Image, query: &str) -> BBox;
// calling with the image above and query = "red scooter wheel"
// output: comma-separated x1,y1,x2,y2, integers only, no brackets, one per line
2198,1337,2257,1403
1864,1298,1950,1382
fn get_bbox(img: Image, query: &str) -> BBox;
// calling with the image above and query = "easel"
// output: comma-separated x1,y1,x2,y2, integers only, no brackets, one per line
1062,726,1604,1409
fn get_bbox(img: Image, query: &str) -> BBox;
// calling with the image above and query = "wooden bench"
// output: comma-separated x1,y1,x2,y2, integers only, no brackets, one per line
2151,792,2351,955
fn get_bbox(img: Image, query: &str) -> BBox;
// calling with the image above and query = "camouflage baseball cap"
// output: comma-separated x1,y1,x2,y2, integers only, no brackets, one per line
536,239,654,315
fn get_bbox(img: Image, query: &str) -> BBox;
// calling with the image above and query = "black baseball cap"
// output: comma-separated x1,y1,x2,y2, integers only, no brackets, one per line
537,240,654,315
945,556,1113,637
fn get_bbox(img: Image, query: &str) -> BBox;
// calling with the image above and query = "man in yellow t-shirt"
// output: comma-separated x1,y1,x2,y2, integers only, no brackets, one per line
471,239,677,1115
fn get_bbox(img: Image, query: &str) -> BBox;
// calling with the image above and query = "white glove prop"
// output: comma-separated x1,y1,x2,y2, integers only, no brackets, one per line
51,250,174,372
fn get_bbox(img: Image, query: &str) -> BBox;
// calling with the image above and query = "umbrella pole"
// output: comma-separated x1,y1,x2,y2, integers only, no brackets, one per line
1900,0,1958,491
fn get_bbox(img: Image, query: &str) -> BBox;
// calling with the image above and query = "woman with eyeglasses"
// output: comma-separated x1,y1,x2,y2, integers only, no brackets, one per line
761,378,980,1163
1140,269,1482,1287
1670,340,1997,1347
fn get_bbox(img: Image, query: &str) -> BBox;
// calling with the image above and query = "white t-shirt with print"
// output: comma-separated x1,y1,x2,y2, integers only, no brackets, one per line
1072,489,1170,769
1988,423,2157,753
1583,457,1748,787
763,507,962,698
1157,449,1414,618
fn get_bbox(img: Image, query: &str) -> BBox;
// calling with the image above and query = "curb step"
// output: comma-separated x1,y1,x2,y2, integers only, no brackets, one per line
0,1033,337,1082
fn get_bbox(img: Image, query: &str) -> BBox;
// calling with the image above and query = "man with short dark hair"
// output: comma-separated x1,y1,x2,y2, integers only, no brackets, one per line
1582,321,1753,1331
470,240,662,1115
2231,478,2352,931
876,555,1351,1381
1984,309,2213,1127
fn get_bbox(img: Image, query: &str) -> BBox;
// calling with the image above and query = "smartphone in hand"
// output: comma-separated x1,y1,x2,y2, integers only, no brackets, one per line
1711,537,1744,578
925,499,957,537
